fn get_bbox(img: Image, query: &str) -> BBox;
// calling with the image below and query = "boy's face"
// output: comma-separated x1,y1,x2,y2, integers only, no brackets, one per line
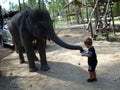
85,44,90,48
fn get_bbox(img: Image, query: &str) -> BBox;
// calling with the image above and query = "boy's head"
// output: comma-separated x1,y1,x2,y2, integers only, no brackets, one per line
84,38,92,48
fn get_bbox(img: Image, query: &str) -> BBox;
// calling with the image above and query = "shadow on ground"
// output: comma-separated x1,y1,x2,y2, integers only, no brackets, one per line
0,76,22,90
36,61,88,83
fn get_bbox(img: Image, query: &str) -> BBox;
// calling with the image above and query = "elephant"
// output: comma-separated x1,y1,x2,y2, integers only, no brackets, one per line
8,8,84,72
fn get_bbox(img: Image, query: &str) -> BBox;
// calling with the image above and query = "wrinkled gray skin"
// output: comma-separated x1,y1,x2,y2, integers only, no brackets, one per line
9,9,84,72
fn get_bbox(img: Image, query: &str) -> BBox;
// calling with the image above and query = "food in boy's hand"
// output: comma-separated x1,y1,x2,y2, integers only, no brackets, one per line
81,51,92,55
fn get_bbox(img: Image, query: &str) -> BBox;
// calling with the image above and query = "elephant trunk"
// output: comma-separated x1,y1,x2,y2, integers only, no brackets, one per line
48,30,84,52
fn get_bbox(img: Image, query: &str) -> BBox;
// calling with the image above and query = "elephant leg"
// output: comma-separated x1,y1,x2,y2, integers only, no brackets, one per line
15,44,25,63
12,35,25,64
20,33,38,72
10,29,25,63
37,39,50,71
33,51,39,61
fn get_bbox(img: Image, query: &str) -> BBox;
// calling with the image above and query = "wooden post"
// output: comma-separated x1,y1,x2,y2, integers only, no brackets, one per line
66,10,69,24
79,8,84,23
73,0,80,24
68,6,70,24
94,0,99,28
90,22,94,38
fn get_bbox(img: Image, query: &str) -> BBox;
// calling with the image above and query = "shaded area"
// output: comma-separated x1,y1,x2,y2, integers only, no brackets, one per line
36,61,87,83
0,76,21,90
0,45,14,60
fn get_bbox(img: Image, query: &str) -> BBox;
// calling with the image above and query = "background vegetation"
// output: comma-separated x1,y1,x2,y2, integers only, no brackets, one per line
0,0,120,32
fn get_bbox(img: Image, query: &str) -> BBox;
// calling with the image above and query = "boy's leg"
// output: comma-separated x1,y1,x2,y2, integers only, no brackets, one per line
90,71,95,79
87,72,94,82
92,64,97,80
87,65,97,82
92,71,97,80
89,71,93,79
88,66,93,79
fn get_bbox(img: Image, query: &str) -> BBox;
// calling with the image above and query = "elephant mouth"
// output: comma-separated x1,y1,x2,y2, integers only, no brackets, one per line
48,30,84,52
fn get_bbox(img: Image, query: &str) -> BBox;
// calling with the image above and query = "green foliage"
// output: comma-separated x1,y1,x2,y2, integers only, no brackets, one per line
112,2,120,16
96,34,118,42
4,0,120,28
55,17,67,27
108,35,117,42
8,0,47,10
96,35,103,41
48,0,67,17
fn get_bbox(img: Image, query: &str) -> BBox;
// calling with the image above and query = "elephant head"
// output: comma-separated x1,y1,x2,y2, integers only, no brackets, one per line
26,9,84,52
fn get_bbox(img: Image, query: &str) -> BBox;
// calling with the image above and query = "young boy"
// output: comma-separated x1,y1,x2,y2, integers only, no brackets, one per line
81,38,98,82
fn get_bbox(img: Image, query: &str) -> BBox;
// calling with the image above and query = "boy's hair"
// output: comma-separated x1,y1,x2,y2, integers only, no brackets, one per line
84,38,92,46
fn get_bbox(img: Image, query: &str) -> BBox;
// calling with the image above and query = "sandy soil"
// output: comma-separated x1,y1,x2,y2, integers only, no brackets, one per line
0,28,120,90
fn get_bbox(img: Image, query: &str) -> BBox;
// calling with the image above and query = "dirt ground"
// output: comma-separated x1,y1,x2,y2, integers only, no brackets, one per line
0,27,120,90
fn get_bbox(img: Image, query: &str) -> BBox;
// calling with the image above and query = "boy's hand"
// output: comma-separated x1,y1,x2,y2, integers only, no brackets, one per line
81,50,86,56
81,54,84,56
81,51,92,57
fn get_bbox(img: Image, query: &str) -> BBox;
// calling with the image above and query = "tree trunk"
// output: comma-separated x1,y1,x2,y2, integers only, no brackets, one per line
23,0,25,8
42,0,44,9
0,5,2,29
18,0,22,10
85,0,89,23
73,0,79,24
38,0,41,9
110,4,115,35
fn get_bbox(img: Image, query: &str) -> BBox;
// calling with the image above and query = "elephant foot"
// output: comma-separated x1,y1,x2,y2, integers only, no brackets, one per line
20,60,26,64
29,67,38,72
41,65,50,71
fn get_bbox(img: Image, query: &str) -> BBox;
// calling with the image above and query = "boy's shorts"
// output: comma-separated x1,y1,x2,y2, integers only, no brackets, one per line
88,64,97,72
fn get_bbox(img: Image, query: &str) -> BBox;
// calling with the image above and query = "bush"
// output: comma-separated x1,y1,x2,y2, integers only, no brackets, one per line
108,35,117,42
96,34,117,42
96,35,103,41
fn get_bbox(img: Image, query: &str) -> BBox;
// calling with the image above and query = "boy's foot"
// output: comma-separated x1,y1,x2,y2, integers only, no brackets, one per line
93,78,97,81
87,78,97,82
87,79,94,82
